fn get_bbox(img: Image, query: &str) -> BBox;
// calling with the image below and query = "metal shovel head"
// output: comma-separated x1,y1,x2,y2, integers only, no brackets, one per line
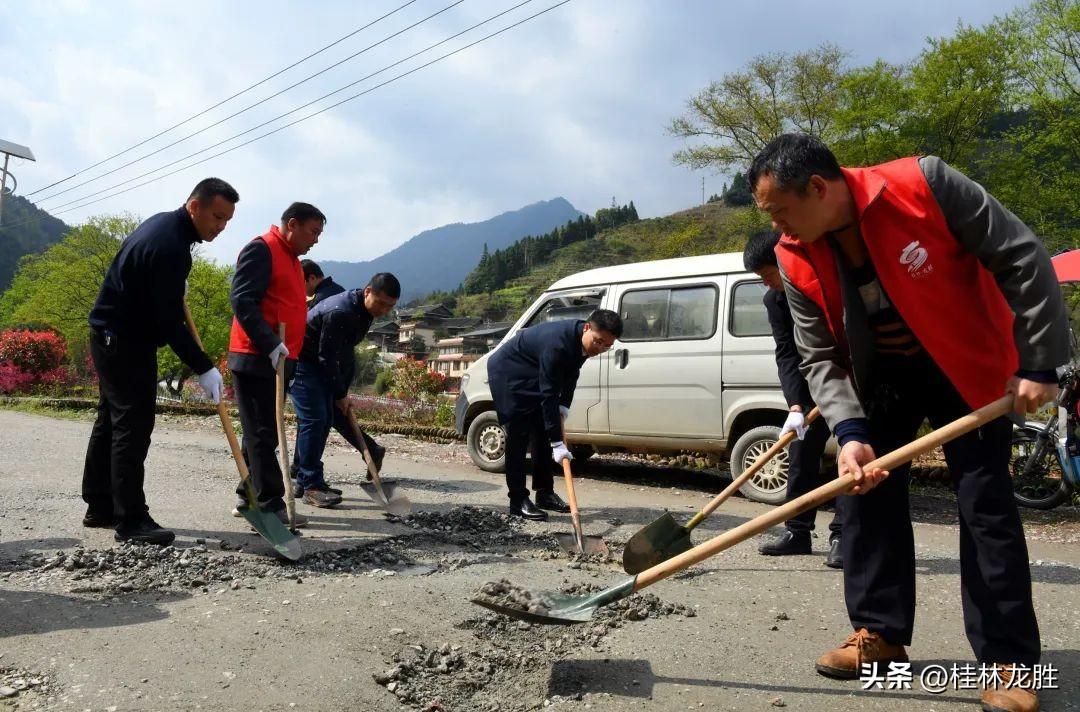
470,577,636,626
553,532,609,556
622,511,694,574
240,506,302,561
359,481,412,516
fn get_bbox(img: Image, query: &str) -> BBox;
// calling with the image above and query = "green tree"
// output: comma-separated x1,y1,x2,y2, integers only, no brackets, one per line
0,215,130,361
831,60,918,166
668,44,848,172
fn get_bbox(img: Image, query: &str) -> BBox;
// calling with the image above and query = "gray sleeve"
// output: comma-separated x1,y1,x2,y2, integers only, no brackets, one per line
778,262,865,430
921,156,1069,372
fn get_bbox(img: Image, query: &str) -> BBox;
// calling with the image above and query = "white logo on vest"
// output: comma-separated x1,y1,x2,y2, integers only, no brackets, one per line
900,241,933,279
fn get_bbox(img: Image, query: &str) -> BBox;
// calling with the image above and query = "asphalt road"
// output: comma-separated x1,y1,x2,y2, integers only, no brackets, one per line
1,409,1078,711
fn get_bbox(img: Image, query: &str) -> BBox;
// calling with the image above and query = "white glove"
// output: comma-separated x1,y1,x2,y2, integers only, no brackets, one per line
779,410,807,440
197,368,223,404
551,441,573,464
559,405,570,420
269,342,289,369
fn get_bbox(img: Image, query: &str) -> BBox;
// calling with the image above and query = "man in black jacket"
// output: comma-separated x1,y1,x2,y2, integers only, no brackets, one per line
743,231,843,568
291,273,400,506
83,177,236,545
487,309,623,520
301,259,345,307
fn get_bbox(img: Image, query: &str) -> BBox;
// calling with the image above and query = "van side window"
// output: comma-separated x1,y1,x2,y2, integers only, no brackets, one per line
729,281,771,336
619,285,717,341
525,293,604,328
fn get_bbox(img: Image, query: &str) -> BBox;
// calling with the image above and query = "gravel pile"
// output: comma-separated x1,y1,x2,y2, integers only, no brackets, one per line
472,578,553,615
0,667,57,709
1,537,436,595
394,506,524,543
373,581,695,711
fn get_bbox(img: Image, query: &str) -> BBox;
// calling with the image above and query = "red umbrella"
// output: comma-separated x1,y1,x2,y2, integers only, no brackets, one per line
1052,250,1080,283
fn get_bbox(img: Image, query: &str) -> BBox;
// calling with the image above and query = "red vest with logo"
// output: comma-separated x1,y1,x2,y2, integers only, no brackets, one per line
775,156,1017,410
228,226,307,357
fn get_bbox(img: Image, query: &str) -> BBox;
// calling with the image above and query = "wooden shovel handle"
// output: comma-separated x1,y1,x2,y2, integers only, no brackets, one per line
685,406,821,530
634,395,1013,591
346,407,392,502
274,324,295,526
182,303,252,490
561,458,586,549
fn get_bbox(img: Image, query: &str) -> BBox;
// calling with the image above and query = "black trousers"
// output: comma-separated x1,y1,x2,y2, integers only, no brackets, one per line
82,329,158,526
504,410,555,501
785,416,844,537
231,369,286,511
844,355,1039,665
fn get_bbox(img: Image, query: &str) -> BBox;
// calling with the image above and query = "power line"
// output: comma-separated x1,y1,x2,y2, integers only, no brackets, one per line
35,0,463,206
24,0,420,197
0,1,571,233
39,0,539,215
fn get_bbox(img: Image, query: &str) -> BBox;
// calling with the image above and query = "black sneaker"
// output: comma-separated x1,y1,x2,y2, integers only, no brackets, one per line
535,490,570,513
759,529,811,556
114,518,175,546
508,497,548,521
82,508,117,528
825,536,844,569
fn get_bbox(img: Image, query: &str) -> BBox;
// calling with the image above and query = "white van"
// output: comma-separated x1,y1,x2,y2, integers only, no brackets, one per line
452,252,830,503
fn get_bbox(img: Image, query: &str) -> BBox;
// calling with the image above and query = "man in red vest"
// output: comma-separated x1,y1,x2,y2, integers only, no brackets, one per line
227,202,323,527
749,133,1067,712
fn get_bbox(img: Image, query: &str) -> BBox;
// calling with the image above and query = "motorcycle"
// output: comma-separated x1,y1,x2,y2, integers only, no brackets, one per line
1010,363,1080,509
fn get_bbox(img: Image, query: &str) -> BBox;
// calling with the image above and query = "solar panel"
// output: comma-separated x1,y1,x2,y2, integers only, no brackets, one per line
0,139,35,162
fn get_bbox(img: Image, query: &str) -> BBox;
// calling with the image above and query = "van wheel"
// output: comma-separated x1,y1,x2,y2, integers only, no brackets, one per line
467,411,506,473
729,426,789,505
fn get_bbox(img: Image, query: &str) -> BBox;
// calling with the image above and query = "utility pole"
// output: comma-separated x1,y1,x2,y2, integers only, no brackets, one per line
701,176,705,206
0,138,36,227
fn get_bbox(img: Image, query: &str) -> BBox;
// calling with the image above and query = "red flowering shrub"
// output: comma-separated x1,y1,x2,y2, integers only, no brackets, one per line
388,357,448,401
0,329,67,374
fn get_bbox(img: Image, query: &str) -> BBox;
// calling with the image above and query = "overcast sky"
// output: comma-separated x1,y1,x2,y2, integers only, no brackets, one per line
1,0,1024,265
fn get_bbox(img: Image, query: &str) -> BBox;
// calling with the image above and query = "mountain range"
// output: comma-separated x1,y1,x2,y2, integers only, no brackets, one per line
318,197,582,301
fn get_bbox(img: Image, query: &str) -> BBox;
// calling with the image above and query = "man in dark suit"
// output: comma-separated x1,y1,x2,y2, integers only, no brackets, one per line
301,259,345,307
744,231,843,568
487,309,623,520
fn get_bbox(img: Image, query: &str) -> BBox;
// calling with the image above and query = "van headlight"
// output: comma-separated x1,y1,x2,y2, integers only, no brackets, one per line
461,373,470,388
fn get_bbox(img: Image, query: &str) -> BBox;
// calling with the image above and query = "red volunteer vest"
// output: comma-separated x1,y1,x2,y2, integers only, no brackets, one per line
775,156,1017,410
228,226,307,357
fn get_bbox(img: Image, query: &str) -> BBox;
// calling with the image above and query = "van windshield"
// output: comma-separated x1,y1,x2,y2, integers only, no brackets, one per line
525,292,604,328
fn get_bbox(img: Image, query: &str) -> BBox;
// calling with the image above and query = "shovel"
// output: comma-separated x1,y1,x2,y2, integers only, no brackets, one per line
274,323,298,530
346,409,412,516
553,457,609,556
472,395,1012,624
622,407,821,574
183,304,301,561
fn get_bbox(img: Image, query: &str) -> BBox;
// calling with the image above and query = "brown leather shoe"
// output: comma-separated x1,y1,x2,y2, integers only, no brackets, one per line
815,628,908,679
981,665,1039,712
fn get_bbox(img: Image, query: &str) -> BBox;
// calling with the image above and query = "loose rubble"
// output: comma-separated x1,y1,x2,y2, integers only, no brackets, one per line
473,578,553,615
373,582,694,711
0,667,57,709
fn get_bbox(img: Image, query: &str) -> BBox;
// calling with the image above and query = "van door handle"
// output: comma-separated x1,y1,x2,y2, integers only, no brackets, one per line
615,348,629,369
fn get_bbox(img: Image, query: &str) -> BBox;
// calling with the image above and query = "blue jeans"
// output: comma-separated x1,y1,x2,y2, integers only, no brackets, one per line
290,361,334,490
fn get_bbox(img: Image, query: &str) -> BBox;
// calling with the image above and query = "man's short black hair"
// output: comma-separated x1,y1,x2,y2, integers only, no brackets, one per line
747,133,842,195
588,309,623,338
743,231,782,272
301,259,324,280
368,272,401,299
188,177,239,204
281,202,326,227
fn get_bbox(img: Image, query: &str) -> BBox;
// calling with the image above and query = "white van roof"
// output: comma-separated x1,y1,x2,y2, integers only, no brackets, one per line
548,252,748,291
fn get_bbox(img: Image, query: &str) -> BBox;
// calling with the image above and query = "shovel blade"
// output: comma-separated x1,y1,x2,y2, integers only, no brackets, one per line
359,481,412,516
240,507,302,561
470,577,636,626
622,511,693,574
553,532,609,556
